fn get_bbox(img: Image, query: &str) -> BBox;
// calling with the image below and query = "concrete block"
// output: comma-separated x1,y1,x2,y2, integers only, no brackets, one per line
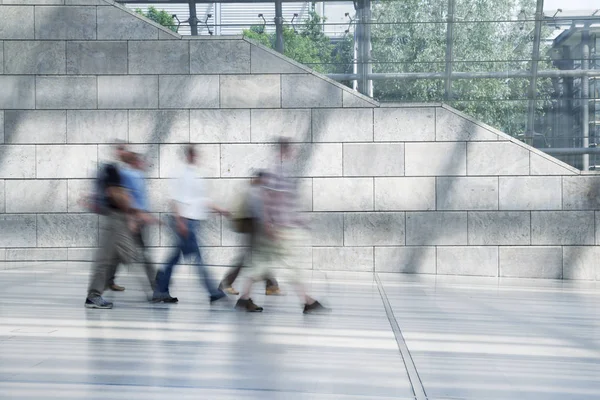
343,90,377,108
129,40,189,74
0,180,4,213
343,143,404,177
436,108,498,141
159,144,220,178
436,177,498,210
36,76,97,109
295,178,313,212
313,247,373,272
67,110,127,143
204,178,250,211
159,75,218,109
98,143,159,178
250,109,310,143
344,212,405,246
309,213,343,246
221,144,277,178
563,246,599,280
531,211,594,245
250,45,304,74
0,6,34,39
405,142,466,176
4,41,65,74
202,247,245,267
281,74,342,108
437,246,498,277
145,179,171,213
129,110,189,144
499,177,562,210
97,5,158,40
562,176,600,210
67,247,96,262
530,152,577,176
467,211,530,245
499,246,562,279
374,108,435,142
190,110,249,143
220,75,280,108
67,179,93,212
37,214,98,247
312,108,373,142
36,145,97,178
0,112,3,143
4,111,66,143
66,41,128,75
65,0,108,5
406,212,467,245
0,214,36,247
291,143,342,177
98,75,158,109
375,247,436,274
0,76,35,109
0,145,36,178
35,6,96,39
5,179,67,212
160,213,221,247
467,142,530,176
6,248,67,261
191,40,250,74
313,178,373,211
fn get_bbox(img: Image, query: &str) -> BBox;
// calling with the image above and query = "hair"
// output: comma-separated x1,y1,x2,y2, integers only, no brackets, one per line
278,136,291,152
185,145,196,159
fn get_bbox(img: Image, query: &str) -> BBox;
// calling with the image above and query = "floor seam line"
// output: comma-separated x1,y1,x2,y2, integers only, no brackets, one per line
375,272,428,400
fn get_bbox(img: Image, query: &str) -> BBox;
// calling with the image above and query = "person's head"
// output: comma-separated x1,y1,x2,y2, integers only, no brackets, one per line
185,145,197,165
251,170,267,186
133,153,146,171
278,137,292,159
115,140,128,162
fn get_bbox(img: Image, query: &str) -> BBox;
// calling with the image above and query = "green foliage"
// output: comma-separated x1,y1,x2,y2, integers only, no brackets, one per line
243,11,354,77
135,6,177,32
371,0,553,136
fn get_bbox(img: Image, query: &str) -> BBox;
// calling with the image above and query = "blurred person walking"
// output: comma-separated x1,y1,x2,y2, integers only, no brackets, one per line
235,138,328,314
120,151,159,296
84,146,140,309
219,170,280,296
153,145,229,305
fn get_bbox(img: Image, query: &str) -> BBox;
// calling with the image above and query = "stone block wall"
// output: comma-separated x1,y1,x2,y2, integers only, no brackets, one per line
1,0,600,280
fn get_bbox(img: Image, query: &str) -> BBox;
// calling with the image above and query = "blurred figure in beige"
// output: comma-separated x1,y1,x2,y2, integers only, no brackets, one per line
235,137,328,313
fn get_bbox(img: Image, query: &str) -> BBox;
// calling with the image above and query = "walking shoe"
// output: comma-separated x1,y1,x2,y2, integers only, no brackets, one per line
222,287,239,295
303,301,329,314
85,297,113,309
151,293,178,303
235,298,263,312
109,283,125,292
265,286,282,296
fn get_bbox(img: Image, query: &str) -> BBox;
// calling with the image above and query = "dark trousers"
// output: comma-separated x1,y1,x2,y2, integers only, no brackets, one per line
108,223,156,291
220,219,278,289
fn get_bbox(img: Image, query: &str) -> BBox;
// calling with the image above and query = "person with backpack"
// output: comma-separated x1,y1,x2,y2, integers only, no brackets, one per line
79,143,129,292
84,146,141,309
219,170,280,296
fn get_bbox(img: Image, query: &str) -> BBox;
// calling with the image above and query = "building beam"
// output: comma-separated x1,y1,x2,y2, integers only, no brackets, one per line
581,28,591,170
444,0,455,100
188,0,198,36
327,69,600,81
526,0,544,137
274,0,284,54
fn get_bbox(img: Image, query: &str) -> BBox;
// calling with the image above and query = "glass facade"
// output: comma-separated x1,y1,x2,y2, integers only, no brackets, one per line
128,0,600,170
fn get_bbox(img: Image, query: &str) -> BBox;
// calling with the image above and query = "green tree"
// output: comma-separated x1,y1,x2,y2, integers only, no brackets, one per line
371,0,553,136
243,11,354,77
135,6,177,32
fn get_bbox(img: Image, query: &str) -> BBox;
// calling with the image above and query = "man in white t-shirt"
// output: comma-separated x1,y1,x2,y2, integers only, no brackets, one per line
153,145,229,304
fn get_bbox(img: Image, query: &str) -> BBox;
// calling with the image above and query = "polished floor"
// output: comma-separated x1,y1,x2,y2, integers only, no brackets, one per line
0,263,599,399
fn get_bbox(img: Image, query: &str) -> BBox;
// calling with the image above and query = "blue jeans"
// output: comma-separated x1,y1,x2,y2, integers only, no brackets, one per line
155,218,221,297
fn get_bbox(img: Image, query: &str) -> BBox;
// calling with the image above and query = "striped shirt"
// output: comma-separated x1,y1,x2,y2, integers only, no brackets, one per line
263,160,299,228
